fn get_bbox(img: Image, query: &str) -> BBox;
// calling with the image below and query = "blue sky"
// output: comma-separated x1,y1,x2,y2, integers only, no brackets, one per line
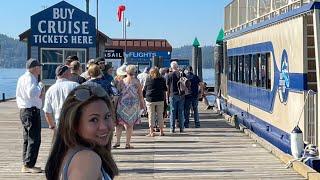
0,0,230,48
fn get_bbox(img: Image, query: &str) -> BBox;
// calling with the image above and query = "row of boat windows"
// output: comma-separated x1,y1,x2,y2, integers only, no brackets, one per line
227,52,272,90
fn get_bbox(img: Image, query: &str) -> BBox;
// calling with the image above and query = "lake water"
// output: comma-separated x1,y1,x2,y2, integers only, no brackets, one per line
0,68,215,99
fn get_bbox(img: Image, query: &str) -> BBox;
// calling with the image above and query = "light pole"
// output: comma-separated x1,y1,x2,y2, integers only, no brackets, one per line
124,18,130,64
86,0,89,14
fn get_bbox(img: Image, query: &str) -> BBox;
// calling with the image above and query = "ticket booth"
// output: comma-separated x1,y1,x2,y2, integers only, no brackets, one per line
19,1,112,85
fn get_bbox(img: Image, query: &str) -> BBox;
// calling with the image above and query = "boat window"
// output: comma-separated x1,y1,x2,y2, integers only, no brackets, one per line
228,56,233,81
260,53,267,88
239,0,247,25
252,54,260,87
232,56,238,82
266,53,271,89
273,0,288,10
238,55,244,83
231,0,239,29
244,55,251,84
259,0,272,16
248,0,258,21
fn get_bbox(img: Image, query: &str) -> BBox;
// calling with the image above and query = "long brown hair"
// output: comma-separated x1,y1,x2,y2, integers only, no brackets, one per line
45,85,119,180
149,67,160,79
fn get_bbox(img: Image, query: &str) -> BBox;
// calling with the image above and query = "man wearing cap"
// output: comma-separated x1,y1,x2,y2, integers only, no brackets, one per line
16,58,44,173
183,66,201,128
43,65,79,132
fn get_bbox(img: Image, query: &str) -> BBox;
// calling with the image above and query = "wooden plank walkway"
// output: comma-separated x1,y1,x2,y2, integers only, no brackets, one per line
0,100,305,179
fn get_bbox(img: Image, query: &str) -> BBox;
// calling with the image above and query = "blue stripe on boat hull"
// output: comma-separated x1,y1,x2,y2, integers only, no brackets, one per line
220,100,292,154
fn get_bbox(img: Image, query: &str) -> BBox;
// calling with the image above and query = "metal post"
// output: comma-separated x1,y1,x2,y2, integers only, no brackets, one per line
192,47,199,75
313,8,320,147
86,0,89,14
2,93,5,102
125,17,127,64
197,47,203,81
96,0,99,57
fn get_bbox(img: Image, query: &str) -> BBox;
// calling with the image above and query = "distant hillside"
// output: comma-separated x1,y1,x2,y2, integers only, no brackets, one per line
172,45,214,68
0,34,27,68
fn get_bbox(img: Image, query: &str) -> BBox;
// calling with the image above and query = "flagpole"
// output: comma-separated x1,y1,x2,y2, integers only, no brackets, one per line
123,12,127,63
96,0,99,57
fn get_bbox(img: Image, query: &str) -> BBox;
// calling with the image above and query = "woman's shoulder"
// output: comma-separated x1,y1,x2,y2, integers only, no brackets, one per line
67,149,102,178
72,149,101,162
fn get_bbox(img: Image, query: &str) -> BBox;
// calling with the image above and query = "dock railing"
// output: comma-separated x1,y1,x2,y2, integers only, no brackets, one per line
304,90,318,146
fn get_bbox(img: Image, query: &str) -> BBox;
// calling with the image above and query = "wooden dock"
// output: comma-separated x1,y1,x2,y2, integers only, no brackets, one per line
0,100,305,179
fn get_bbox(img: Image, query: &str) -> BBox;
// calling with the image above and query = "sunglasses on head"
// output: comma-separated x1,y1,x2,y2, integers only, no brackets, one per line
74,85,107,102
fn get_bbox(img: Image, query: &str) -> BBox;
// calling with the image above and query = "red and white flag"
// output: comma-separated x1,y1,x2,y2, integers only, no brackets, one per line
117,5,126,22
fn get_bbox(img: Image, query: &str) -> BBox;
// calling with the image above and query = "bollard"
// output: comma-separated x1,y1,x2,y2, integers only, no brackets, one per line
2,93,5,102
233,115,240,129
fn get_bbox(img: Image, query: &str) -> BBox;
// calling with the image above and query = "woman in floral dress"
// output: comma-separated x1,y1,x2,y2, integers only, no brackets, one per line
114,65,144,149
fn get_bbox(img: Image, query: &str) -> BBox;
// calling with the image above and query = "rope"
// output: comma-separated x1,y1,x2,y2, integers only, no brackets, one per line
295,89,315,127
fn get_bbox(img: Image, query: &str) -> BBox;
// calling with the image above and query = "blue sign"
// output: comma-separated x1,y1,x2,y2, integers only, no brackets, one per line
278,49,289,104
30,1,96,48
126,51,171,59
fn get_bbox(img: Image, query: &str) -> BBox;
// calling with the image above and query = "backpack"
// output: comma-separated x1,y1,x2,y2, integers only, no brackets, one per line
177,72,191,96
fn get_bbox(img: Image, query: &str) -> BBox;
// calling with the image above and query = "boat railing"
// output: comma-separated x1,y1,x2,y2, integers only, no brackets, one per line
303,89,318,146
225,0,314,36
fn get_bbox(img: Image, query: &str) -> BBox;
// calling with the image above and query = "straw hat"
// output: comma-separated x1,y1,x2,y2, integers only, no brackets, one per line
116,64,127,76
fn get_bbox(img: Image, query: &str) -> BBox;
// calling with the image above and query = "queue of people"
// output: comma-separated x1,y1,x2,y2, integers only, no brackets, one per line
16,57,206,179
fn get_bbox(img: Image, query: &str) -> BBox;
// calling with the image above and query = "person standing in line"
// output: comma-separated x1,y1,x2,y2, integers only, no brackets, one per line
65,55,79,66
159,67,169,123
95,57,108,76
81,59,96,80
69,60,86,84
45,85,118,180
184,66,201,128
144,67,167,136
113,65,144,149
103,63,114,83
43,65,79,133
137,67,150,87
166,61,185,133
112,64,127,139
85,64,110,93
16,58,43,173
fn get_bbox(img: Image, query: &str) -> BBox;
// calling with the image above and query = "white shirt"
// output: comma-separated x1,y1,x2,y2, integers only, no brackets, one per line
43,78,79,125
137,72,149,86
16,71,42,109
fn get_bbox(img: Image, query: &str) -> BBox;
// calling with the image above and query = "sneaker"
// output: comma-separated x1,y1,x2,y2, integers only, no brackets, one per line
170,129,175,133
180,128,184,133
21,166,42,173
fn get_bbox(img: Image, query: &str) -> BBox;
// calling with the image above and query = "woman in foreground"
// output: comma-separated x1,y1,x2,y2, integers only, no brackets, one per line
45,85,118,180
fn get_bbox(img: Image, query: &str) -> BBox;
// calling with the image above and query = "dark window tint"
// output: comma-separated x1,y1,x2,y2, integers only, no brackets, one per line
232,56,238,81
42,50,63,63
238,55,244,83
244,55,251,84
260,53,267,88
252,54,260,87
228,57,233,80
42,64,59,80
